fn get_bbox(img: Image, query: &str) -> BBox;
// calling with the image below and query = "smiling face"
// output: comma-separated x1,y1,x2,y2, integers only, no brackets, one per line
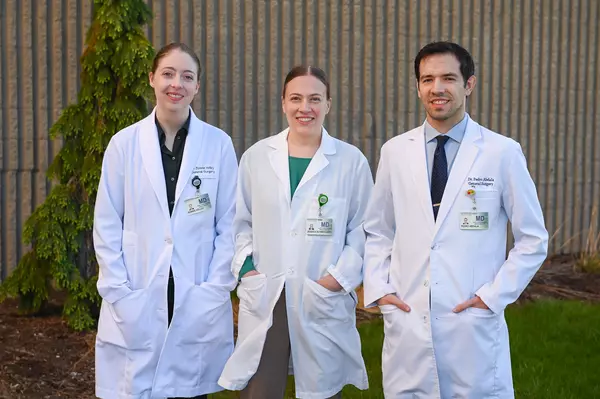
416,52,476,131
281,75,331,137
149,49,200,114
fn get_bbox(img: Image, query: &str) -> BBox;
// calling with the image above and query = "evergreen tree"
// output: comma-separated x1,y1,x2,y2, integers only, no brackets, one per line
0,0,155,331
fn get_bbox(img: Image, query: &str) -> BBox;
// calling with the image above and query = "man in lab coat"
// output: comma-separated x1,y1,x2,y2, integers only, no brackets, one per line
363,41,548,398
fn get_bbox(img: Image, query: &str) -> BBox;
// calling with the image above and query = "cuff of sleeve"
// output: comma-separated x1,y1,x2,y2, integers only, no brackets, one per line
475,284,502,314
231,246,253,280
363,285,396,309
98,284,132,305
238,256,256,280
326,264,355,293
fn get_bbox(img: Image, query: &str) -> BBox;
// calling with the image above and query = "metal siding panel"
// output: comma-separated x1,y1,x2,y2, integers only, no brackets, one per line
4,0,600,279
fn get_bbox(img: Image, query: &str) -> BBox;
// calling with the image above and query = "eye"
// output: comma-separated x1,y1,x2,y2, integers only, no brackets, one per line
184,75,194,81
290,96,301,102
310,97,322,103
421,78,432,83
445,77,456,82
163,71,173,77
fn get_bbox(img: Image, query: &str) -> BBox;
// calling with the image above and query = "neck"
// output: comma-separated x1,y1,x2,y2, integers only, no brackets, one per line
427,109,465,134
156,107,189,136
287,128,322,157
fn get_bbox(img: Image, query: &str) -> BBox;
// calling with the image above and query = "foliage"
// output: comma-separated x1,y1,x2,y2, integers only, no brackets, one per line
0,0,155,331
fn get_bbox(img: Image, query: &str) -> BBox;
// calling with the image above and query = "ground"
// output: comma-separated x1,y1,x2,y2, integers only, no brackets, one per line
0,255,598,399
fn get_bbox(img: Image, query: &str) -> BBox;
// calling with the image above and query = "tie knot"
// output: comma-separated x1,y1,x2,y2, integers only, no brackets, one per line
436,135,450,147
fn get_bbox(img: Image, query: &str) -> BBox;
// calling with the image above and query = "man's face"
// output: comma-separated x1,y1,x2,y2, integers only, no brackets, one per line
416,53,476,126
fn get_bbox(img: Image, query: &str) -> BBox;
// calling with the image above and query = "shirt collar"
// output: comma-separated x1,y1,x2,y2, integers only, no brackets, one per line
425,113,469,144
156,110,191,142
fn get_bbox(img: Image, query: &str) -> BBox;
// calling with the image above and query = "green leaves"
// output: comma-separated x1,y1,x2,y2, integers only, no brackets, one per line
0,0,155,331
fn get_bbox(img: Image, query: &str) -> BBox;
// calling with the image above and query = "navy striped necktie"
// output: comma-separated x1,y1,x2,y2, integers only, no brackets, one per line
431,135,450,221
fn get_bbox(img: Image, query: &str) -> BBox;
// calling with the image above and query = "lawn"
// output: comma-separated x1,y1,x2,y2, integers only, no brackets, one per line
211,300,600,398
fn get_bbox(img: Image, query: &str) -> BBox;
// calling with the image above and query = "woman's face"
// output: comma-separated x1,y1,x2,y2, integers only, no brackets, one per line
149,49,199,113
282,75,330,136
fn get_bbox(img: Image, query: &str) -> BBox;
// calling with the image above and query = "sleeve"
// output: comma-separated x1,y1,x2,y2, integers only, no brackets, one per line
476,142,549,314
326,155,374,293
231,151,254,280
362,143,398,307
93,138,132,304
203,136,239,293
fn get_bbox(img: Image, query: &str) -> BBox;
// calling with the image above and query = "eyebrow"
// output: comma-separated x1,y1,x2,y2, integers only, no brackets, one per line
288,93,324,97
420,72,459,80
161,66,196,75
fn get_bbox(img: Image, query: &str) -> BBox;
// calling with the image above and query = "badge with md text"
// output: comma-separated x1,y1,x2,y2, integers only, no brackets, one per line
306,193,333,236
460,189,488,230
185,175,211,215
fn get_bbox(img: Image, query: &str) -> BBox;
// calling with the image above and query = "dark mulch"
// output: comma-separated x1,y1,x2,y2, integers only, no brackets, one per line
0,254,598,398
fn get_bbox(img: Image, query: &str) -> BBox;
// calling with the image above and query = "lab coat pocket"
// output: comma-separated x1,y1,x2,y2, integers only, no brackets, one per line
466,306,496,318
302,278,353,323
237,273,268,316
108,288,152,350
178,284,230,345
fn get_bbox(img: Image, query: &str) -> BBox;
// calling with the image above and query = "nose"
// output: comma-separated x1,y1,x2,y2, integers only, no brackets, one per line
432,78,445,93
300,99,311,112
170,76,184,88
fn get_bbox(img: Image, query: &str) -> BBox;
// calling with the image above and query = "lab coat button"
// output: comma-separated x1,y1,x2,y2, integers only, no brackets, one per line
288,268,294,275
431,244,438,250
165,237,173,245
424,280,429,287
290,231,297,237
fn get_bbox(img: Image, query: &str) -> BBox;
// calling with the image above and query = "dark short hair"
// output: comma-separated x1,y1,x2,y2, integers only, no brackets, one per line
152,42,202,76
282,65,331,99
414,41,475,85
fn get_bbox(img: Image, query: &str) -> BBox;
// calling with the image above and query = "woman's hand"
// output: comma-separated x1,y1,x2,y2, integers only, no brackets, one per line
316,274,343,292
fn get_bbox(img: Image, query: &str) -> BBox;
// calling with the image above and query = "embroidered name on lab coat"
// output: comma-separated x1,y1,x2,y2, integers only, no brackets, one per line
467,176,495,188
192,165,217,178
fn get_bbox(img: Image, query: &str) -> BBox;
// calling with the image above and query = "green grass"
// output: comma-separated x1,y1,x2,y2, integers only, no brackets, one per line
211,300,600,398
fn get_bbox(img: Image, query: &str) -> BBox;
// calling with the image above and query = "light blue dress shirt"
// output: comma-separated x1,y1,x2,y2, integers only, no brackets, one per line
424,114,469,185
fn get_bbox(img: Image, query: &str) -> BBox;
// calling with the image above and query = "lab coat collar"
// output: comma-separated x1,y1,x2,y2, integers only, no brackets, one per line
139,106,206,220
406,115,482,234
268,126,337,203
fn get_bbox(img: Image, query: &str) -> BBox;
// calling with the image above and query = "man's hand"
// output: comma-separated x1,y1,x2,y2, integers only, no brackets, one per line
242,270,260,278
316,274,343,292
452,295,490,313
377,294,411,312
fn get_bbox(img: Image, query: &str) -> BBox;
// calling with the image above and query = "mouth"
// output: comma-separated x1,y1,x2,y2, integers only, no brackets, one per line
296,116,315,125
167,93,184,101
431,99,449,105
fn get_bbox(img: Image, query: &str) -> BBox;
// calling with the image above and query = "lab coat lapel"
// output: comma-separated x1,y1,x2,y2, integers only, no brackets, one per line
174,109,205,206
406,125,435,230
139,109,170,220
295,128,335,193
434,117,482,235
268,129,292,204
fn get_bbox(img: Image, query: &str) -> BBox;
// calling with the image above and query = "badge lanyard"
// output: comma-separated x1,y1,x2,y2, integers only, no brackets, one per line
191,176,202,196
317,193,328,217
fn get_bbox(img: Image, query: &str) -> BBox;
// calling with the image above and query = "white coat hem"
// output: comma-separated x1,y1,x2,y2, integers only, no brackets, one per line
295,378,368,399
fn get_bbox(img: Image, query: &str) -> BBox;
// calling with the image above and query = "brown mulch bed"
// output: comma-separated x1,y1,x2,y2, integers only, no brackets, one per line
1,255,598,399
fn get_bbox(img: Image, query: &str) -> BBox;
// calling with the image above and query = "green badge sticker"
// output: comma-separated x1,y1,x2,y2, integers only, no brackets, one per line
318,194,329,207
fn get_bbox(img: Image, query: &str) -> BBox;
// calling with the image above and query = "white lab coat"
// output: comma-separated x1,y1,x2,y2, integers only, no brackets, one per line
218,128,373,398
363,116,548,399
93,108,238,399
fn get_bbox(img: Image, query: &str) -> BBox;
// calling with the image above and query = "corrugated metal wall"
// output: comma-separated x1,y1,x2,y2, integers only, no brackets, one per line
1,0,599,279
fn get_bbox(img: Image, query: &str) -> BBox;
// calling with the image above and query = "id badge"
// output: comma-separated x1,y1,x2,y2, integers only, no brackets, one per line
185,193,211,215
460,212,489,230
306,218,334,236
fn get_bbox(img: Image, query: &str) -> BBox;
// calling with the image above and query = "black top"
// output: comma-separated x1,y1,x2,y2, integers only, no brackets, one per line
156,111,191,215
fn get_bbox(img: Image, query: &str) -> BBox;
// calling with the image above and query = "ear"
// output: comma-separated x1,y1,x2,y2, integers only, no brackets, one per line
149,72,155,88
325,99,332,114
465,75,477,96
194,81,200,95
281,96,286,114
